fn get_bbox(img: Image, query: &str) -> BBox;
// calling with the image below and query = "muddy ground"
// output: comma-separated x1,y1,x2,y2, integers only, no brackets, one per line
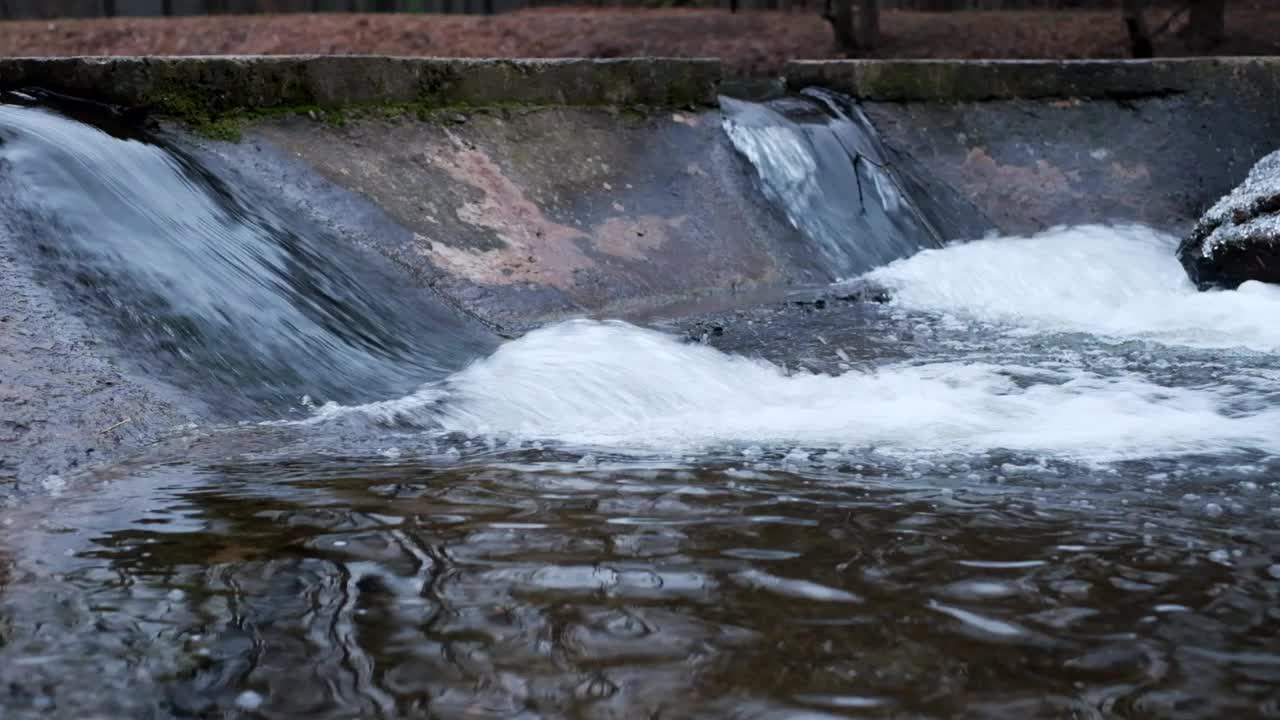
1,7,1279,77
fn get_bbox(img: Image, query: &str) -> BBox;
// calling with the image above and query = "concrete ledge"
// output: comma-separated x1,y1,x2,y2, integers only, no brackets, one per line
6,56,1279,117
785,57,1280,101
0,56,722,118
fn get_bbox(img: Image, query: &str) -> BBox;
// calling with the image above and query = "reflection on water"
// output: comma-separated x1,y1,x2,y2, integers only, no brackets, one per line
3,447,1279,719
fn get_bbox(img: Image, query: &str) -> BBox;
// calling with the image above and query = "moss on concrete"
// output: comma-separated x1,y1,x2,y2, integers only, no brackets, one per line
0,56,721,141
14,55,1279,139
785,57,1280,102
163,93,682,141
166,99,544,141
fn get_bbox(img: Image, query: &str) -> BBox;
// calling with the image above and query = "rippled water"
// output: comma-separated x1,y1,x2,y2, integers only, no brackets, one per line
4,443,1279,719
4,225,1280,718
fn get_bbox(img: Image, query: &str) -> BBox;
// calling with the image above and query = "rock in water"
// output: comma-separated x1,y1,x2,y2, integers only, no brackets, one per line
1178,150,1280,290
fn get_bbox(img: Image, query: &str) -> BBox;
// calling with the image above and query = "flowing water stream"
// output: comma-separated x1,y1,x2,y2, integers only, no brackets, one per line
720,88,991,279
1,97,1278,719
0,98,496,417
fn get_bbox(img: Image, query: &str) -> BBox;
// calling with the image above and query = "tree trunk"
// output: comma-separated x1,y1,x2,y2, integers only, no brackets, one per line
1189,0,1225,52
858,0,878,52
1121,0,1153,58
162,0,173,16
103,0,116,15
824,0,859,56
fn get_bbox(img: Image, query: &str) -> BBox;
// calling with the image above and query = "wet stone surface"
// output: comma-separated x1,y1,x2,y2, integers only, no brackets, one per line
0,212,194,498
1179,149,1280,290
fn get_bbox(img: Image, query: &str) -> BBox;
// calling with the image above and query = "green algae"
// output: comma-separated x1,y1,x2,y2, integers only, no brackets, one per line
162,98,690,142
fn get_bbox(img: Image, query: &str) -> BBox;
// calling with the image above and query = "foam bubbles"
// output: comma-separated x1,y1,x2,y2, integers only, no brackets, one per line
308,225,1280,463
315,319,1279,461
235,690,264,711
865,224,1280,352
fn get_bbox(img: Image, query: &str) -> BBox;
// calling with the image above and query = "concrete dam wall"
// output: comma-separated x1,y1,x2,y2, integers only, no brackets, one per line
6,56,1280,327
2,55,1279,488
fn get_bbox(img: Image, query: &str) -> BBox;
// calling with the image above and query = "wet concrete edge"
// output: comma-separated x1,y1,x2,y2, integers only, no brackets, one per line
0,56,722,123
784,57,1280,102
3,56,1277,113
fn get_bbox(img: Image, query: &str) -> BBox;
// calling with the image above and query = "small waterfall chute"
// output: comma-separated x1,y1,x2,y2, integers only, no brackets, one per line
0,98,497,416
722,88,991,279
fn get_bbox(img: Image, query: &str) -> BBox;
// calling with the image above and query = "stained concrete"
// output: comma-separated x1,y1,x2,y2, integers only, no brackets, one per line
0,233,194,497
221,107,819,330
0,58,755,495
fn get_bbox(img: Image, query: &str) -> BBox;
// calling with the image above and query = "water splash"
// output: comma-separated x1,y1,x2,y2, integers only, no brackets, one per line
867,224,1280,352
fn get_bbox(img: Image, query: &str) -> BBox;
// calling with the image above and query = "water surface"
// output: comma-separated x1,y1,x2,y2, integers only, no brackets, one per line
4,225,1280,719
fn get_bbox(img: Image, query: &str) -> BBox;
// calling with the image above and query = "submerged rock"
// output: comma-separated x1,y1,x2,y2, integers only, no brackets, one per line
1178,150,1280,290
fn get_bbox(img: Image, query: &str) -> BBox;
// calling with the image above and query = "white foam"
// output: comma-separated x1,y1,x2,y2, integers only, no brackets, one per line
865,224,1280,352
313,319,1279,461
308,225,1280,460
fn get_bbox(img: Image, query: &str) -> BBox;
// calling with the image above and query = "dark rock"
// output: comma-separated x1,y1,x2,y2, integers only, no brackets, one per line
786,279,894,307
1178,149,1280,290
835,286,893,304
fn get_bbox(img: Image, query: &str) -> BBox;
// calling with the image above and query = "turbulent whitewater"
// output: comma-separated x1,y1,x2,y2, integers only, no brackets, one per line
868,223,1280,352
312,224,1280,463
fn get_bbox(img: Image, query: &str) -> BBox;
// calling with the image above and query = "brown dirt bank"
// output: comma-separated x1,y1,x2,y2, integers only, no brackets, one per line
1,8,1278,78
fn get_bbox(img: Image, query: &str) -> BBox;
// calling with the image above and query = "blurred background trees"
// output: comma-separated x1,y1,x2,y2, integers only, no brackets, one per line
0,0,1232,20
0,0,1250,67
1120,0,1226,57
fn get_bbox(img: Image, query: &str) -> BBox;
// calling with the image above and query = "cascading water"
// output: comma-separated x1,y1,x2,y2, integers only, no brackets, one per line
0,97,497,416
3,91,1280,720
721,88,991,279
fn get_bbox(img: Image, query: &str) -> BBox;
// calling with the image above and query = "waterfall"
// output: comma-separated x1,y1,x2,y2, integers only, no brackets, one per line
722,88,991,279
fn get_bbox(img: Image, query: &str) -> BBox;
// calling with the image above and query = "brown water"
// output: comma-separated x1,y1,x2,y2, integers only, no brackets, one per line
4,436,1279,720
